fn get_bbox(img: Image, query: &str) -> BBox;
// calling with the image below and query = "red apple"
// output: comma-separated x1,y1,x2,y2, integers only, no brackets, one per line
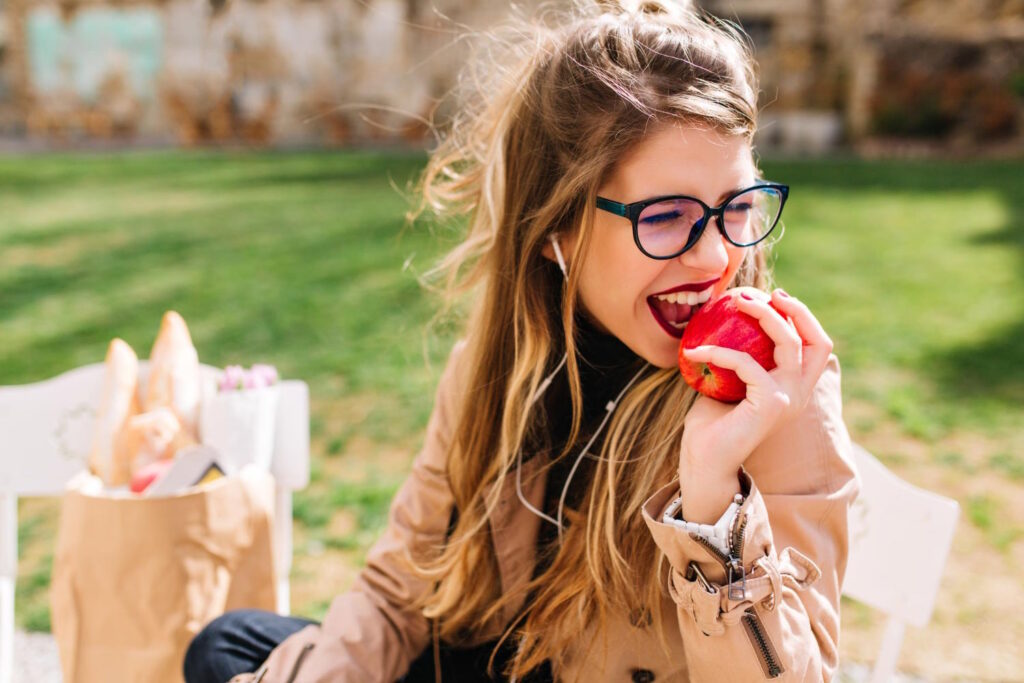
678,287,780,402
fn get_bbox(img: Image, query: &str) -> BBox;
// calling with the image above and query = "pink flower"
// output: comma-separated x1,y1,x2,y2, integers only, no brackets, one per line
250,363,279,386
244,371,267,389
220,365,246,391
219,363,278,391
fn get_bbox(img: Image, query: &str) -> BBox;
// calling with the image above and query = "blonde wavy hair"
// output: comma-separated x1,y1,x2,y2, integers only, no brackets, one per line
406,0,775,678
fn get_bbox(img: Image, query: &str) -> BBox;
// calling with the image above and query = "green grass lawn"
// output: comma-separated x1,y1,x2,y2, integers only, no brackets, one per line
2,150,1022,678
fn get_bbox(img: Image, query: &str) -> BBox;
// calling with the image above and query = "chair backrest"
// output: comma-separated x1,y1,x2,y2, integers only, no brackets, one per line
0,362,310,495
843,443,959,627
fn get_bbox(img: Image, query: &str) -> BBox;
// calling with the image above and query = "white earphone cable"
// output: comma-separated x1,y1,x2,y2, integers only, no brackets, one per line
554,362,646,544
514,352,649,539
515,352,568,528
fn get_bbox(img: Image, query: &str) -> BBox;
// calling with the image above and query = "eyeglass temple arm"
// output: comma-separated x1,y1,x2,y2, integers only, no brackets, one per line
596,197,628,217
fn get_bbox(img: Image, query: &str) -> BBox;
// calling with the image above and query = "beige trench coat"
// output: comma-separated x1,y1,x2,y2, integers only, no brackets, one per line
229,340,860,682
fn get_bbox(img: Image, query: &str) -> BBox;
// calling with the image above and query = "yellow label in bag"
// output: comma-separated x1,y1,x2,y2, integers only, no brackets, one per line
195,463,226,486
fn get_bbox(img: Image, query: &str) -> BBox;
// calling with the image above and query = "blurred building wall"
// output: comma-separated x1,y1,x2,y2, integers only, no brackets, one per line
0,0,1020,150
706,0,1024,152
0,0,522,145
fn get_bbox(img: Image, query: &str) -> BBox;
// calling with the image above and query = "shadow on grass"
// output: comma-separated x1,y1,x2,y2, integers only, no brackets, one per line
763,156,1024,416
0,209,409,382
922,184,1024,407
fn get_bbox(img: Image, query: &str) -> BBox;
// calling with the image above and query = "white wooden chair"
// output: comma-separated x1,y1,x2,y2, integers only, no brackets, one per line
843,443,960,683
0,362,310,683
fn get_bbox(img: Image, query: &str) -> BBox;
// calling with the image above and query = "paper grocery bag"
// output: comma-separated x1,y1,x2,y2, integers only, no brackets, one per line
51,467,278,683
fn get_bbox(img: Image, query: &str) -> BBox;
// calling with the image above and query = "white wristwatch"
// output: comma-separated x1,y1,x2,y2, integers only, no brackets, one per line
662,492,744,556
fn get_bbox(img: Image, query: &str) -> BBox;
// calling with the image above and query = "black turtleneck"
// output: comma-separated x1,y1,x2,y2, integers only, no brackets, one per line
530,311,646,578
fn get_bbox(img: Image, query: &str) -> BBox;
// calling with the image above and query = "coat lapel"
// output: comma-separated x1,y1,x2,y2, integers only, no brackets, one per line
487,454,548,628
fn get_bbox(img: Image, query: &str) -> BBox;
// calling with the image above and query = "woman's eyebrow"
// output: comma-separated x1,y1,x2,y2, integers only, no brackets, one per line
634,183,753,204
716,184,755,202
716,187,742,202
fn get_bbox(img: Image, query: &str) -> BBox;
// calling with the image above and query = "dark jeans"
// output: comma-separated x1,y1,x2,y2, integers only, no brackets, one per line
183,609,316,683
183,609,553,683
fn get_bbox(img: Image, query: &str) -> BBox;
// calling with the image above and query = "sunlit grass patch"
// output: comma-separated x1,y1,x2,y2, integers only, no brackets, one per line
965,494,1024,553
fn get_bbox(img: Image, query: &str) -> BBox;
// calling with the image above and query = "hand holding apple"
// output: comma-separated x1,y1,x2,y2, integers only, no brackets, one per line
678,286,780,403
674,287,834,524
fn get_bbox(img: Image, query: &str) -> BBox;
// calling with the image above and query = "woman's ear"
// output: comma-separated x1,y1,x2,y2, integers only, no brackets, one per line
540,237,557,263
541,232,575,268
541,232,573,280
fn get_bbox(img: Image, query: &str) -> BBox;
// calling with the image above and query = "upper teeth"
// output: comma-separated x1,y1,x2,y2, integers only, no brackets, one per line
654,287,713,306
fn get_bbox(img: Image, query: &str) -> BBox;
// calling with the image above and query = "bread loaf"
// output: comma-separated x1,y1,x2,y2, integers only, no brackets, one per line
145,311,201,438
88,338,140,486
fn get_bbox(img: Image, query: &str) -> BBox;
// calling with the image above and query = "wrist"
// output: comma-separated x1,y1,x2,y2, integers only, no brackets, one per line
663,491,744,555
676,469,742,524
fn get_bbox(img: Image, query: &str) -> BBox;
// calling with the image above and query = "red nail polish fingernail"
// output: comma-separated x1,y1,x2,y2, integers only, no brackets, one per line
740,292,755,300
776,288,790,297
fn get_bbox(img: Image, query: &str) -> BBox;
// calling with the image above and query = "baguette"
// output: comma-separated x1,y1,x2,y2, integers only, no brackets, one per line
88,338,140,486
145,311,201,438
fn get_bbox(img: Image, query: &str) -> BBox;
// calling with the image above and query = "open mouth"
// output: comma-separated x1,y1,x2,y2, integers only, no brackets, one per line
647,298,700,339
646,286,714,339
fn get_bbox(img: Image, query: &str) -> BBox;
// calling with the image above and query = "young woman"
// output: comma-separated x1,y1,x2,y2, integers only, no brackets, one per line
185,1,859,681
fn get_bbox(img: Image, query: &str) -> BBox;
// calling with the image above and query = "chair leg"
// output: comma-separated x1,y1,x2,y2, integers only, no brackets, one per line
274,487,292,616
0,494,17,683
869,617,906,683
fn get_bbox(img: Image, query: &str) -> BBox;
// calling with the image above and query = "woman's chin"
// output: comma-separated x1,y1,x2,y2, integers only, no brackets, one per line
637,334,681,369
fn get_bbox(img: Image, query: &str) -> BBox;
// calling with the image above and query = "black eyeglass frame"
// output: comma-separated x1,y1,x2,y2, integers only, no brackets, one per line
595,182,790,260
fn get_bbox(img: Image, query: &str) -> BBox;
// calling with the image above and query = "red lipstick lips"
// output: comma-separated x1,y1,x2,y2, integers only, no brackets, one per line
651,278,719,297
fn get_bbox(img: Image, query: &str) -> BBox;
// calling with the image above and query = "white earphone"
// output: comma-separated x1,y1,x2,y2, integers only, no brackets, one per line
512,234,647,544
550,232,569,280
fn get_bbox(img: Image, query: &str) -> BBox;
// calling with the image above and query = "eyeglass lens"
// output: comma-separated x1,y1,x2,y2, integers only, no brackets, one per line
635,187,784,257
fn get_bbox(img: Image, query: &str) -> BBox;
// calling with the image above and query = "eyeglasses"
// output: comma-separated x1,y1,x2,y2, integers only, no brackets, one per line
595,182,789,260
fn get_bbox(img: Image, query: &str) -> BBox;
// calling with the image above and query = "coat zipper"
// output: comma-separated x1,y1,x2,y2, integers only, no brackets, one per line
742,607,784,678
726,510,748,601
284,643,315,683
687,508,783,678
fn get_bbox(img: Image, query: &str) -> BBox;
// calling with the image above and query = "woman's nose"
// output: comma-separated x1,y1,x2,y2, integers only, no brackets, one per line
677,220,729,272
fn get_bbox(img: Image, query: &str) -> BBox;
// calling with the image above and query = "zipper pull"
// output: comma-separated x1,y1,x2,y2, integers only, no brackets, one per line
727,556,746,601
